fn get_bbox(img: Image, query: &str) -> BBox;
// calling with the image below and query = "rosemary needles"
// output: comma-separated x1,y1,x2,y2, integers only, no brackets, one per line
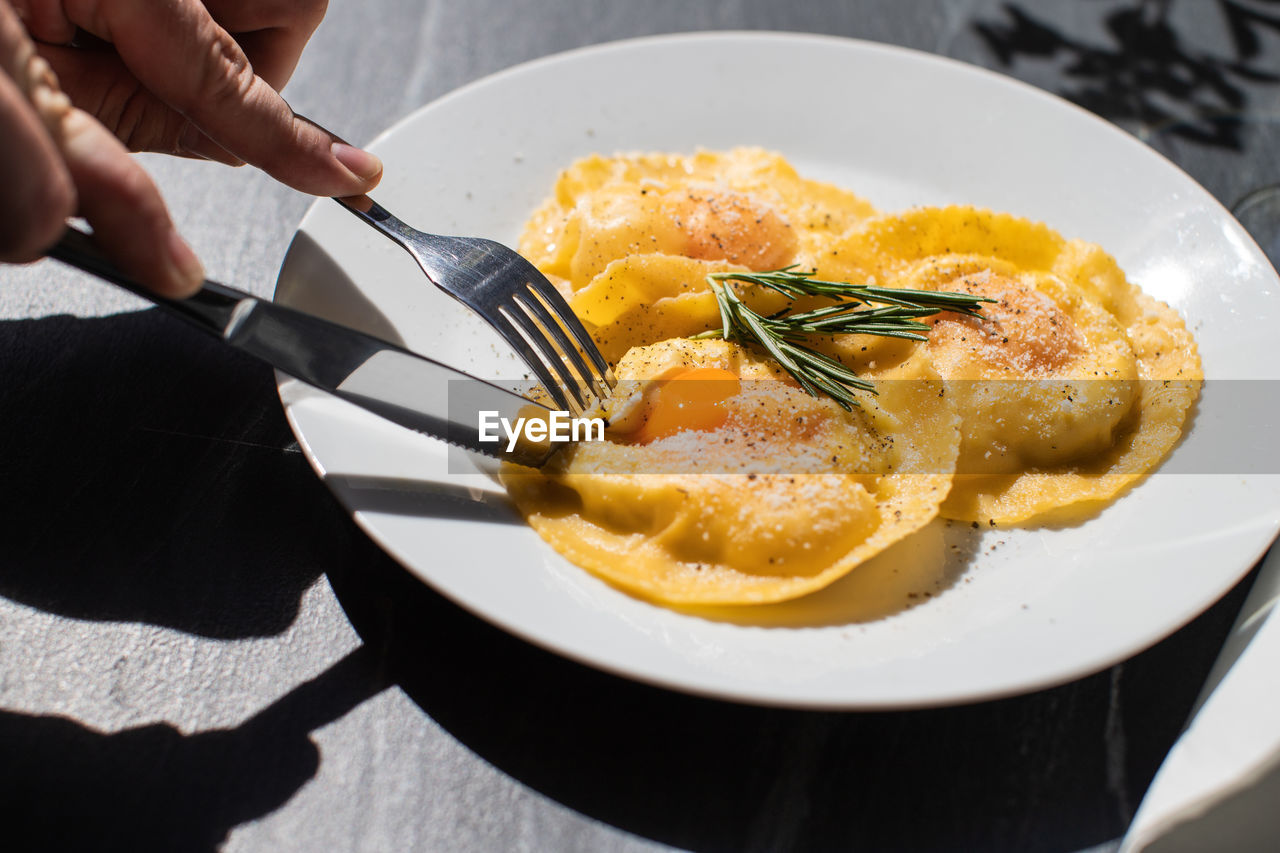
691,266,993,410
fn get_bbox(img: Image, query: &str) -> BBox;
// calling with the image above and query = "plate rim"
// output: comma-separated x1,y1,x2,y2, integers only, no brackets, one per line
276,30,1280,709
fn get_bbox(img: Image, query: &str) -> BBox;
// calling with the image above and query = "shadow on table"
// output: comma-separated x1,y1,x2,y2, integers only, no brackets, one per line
0,307,399,848
0,306,1259,852
0,646,387,853
0,309,349,639
327,544,1258,853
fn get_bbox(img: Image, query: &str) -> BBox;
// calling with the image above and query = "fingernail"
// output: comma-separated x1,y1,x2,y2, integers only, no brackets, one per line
166,228,205,296
332,142,383,184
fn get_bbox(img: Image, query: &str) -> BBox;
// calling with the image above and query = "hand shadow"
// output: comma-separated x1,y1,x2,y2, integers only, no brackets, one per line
327,529,1259,853
0,646,388,853
0,308,357,639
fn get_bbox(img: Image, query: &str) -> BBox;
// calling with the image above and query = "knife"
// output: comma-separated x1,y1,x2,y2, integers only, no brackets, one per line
47,226,562,469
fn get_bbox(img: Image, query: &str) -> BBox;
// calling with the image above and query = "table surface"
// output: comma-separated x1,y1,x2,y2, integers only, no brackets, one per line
4,1,1279,851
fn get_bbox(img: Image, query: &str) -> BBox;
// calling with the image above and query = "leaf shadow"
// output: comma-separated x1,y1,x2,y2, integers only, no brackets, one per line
975,0,1280,148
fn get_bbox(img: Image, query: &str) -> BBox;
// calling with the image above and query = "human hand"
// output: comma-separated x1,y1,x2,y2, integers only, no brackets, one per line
0,0,382,296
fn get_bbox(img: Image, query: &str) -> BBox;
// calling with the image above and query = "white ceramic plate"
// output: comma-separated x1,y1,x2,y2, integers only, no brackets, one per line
275,33,1280,709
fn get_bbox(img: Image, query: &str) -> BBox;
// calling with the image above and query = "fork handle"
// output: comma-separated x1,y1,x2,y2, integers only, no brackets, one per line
334,194,422,256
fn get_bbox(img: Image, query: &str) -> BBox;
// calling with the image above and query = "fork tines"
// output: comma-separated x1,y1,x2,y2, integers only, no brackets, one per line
335,195,616,416
499,276,613,414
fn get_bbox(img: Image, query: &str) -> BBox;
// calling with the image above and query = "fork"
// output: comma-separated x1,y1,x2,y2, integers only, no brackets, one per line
334,195,615,414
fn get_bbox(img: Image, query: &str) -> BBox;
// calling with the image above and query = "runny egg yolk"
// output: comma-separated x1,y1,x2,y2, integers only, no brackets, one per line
634,367,741,444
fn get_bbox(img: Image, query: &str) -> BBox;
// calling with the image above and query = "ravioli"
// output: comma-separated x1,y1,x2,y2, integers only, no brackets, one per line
825,206,1201,523
519,148,878,294
569,254,792,364
502,338,959,605
503,154,1201,609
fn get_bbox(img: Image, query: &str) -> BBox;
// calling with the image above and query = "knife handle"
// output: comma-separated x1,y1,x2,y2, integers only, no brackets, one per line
44,223,560,467
46,225,248,338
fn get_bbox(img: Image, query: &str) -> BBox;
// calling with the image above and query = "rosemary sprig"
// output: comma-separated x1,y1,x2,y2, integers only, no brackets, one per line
691,267,993,410
712,265,992,316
